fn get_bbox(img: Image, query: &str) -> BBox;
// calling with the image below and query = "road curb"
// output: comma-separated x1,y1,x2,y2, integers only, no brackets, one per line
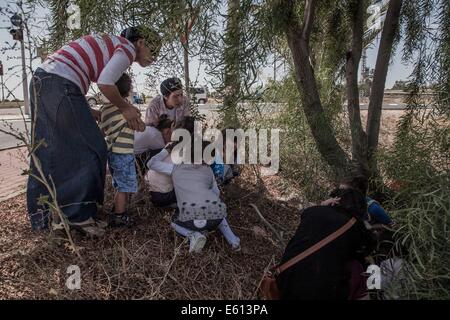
0,117,30,122
0,145,27,152
0,188,26,203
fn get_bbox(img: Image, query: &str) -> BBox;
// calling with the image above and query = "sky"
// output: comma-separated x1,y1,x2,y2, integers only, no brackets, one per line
0,0,415,100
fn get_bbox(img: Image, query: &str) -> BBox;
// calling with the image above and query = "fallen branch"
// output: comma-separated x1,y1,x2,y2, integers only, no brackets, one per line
249,203,285,247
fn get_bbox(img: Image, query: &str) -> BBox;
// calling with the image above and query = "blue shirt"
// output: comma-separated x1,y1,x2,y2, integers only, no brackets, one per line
367,197,393,225
210,152,239,185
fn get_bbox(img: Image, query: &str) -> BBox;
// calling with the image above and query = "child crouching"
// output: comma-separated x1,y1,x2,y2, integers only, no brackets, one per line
150,140,241,253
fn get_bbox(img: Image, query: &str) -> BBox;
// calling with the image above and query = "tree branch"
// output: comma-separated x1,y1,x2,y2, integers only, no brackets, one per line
283,0,351,179
301,0,317,43
345,0,369,176
367,0,403,174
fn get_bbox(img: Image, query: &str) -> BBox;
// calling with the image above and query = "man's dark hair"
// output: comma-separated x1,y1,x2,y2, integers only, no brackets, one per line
160,77,183,97
115,73,132,98
120,26,162,53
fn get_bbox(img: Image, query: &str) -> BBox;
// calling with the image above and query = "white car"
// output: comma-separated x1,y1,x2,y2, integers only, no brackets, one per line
191,87,208,104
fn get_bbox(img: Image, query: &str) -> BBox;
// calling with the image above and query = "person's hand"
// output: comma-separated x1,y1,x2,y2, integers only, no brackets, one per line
122,105,145,132
321,197,340,206
365,256,375,265
165,141,177,152
90,108,101,122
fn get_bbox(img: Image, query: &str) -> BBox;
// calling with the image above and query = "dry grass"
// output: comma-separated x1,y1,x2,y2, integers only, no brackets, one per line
0,166,305,299
359,110,405,148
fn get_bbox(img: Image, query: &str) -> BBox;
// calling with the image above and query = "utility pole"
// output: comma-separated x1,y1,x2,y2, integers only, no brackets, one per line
10,13,30,116
361,49,367,82
0,61,4,102
20,35,29,115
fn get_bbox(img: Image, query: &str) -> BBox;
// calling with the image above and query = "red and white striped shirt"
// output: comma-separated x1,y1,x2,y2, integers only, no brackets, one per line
40,34,136,94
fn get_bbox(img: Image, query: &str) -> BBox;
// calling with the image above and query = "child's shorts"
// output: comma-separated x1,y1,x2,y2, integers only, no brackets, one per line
172,209,223,232
108,152,138,193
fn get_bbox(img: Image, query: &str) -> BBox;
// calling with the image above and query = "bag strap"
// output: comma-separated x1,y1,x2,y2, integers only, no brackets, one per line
274,217,357,276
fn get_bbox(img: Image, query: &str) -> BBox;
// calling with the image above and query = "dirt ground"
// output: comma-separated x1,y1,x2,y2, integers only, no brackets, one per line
0,167,305,299
360,109,405,148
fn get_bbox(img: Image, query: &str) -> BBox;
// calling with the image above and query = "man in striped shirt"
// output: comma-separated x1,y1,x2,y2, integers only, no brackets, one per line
41,27,159,129
27,26,161,236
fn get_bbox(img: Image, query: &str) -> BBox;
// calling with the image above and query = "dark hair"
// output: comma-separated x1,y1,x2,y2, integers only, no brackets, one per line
156,114,173,131
175,116,195,135
167,116,195,151
346,175,369,195
120,26,162,53
189,140,213,164
332,188,368,220
160,77,183,97
115,73,132,98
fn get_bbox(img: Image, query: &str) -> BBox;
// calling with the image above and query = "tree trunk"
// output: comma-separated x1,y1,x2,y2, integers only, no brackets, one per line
285,0,350,179
366,0,403,174
222,0,241,127
345,0,369,177
183,30,191,102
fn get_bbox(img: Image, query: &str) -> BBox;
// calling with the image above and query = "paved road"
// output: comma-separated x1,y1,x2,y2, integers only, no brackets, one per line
0,102,415,151
359,103,408,110
0,104,215,150
0,146,28,202
0,120,30,150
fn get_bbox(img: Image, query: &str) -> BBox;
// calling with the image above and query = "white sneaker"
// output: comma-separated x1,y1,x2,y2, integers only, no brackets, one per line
188,232,207,253
230,237,241,252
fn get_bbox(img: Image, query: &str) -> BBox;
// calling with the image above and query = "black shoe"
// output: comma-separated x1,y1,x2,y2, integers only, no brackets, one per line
108,212,135,228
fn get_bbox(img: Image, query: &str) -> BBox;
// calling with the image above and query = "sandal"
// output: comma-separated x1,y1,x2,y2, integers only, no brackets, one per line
108,212,135,228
